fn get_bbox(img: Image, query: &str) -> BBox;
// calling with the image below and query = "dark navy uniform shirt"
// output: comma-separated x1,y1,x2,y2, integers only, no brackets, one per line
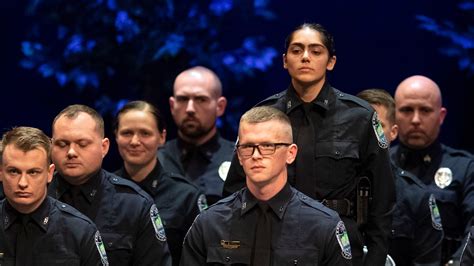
391,141,474,259
158,133,234,205
389,164,444,265
0,196,107,265
181,183,352,265
460,226,474,265
115,161,205,266
224,82,395,265
48,169,172,266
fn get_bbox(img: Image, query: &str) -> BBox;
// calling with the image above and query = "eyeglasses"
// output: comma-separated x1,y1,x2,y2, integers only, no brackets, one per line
236,143,292,158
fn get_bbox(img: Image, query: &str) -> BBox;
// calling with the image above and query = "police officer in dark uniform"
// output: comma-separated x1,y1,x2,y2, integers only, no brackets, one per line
224,23,395,266
181,106,352,265
158,66,234,205
357,88,444,265
391,75,474,264
113,100,206,265
48,104,171,266
0,126,107,265
460,226,474,265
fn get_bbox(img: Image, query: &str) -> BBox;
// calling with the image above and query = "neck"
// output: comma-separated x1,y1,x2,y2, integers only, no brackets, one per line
179,127,217,146
292,78,325,102
247,173,287,201
10,192,47,214
124,159,157,182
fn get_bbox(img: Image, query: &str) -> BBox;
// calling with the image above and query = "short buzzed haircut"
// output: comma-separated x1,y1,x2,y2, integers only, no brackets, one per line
240,106,293,140
357,89,396,125
0,127,52,164
52,104,105,137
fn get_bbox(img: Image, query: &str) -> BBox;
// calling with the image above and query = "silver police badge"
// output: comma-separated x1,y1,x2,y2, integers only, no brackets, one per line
150,204,167,242
218,161,231,181
335,221,352,260
434,167,453,189
94,231,109,265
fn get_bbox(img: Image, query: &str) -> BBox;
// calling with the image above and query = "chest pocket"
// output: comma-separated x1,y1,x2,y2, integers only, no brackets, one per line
430,189,460,233
101,232,133,264
391,205,414,239
314,141,360,189
206,246,251,265
272,248,318,265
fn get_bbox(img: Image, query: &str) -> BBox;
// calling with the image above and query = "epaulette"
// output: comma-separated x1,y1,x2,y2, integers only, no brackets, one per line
107,174,152,201
296,191,338,217
334,89,373,112
444,145,474,159
255,90,287,107
54,200,94,225
397,168,424,188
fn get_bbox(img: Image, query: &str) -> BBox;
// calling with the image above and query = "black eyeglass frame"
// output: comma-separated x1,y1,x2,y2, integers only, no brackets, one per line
235,142,292,157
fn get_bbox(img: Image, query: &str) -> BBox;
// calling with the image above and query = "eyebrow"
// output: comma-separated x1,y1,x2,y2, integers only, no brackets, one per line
289,42,326,49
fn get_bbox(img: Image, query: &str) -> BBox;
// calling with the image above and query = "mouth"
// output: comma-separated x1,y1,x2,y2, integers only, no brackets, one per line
127,150,144,155
298,67,313,71
65,162,81,168
15,192,32,198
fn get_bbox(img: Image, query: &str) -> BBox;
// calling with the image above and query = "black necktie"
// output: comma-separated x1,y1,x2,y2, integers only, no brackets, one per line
295,104,316,192
16,215,33,266
252,203,272,266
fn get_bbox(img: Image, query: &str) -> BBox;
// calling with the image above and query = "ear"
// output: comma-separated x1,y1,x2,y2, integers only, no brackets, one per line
326,55,337,71
216,97,227,117
47,163,55,184
101,138,110,158
439,107,447,125
169,97,175,114
158,129,167,147
286,144,298,164
283,53,288,69
389,124,399,143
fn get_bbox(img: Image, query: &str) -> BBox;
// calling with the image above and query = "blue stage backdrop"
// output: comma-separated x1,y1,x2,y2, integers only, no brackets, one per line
1,0,473,170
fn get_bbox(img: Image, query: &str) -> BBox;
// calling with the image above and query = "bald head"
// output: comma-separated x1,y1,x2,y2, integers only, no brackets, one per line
394,75,446,149
173,66,222,98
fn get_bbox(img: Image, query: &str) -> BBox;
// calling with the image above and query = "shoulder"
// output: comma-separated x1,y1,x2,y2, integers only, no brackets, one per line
255,90,288,109
442,144,474,159
51,197,96,226
217,137,236,150
102,170,153,203
158,139,179,155
198,191,239,218
164,171,202,194
333,88,373,112
294,190,340,220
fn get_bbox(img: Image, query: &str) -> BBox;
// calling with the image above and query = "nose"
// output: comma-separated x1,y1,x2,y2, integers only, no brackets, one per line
251,146,263,159
411,110,421,125
186,99,195,113
18,174,28,189
67,144,78,159
130,134,140,145
302,49,310,61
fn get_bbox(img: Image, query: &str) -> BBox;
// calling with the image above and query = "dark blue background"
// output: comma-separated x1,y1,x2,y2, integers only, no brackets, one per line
1,1,473,170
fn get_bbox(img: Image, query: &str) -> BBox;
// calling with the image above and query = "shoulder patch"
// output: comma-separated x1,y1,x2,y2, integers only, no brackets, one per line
94,231,109,265
429,194,443,230
197,194,208,212
335,221,352,260
150,204,167,241
372,112,388,149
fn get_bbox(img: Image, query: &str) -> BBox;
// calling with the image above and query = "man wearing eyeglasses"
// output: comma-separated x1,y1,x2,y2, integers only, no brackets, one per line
180,106,352,265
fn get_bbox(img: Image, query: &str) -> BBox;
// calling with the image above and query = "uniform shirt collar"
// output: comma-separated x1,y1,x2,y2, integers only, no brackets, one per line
4,196,51,232
178,132,220,162
55,170,102,204
117,160,163,197
397,140,441,167
285,82,334,114
240,182,293,220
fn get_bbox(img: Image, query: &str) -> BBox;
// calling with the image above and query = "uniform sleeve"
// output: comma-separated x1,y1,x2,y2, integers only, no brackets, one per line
80,228,108,266
180,214,207,266
411,194,443,264
132,202,172,266
223,153,246,197
362,112,396,266
459,160,474,253
322,221,352,266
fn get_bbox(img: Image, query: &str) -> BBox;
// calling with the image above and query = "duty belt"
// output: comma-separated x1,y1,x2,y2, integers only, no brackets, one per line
321,198,353,217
